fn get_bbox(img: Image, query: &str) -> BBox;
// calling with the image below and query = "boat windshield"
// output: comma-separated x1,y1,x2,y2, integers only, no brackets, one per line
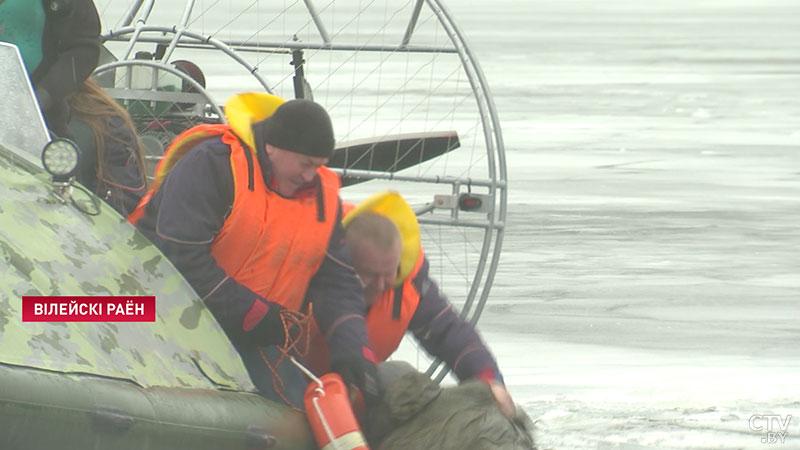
0,42,50,165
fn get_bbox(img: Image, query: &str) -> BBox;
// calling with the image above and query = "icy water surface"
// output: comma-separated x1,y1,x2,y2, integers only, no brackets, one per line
97,0,800,447
457,0,800,448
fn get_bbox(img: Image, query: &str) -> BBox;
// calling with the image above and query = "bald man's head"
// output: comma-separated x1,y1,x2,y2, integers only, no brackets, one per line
344,213,402,305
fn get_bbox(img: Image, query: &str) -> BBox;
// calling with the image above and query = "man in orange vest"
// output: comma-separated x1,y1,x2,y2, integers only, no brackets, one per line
130,94,378,409
305,192,515,418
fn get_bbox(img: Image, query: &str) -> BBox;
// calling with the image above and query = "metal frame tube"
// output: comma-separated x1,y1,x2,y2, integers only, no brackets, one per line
103,26,273,93
93,60,227,123
401,0,426,47
104,31,458,54
119,0,146,28
158,1,196,63
424,0,508,382
302,0,332,44
332,167,504,188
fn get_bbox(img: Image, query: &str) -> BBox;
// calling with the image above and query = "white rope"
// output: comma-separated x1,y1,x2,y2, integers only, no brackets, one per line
312,394,341,449
290,357,339,446
290,356,324,388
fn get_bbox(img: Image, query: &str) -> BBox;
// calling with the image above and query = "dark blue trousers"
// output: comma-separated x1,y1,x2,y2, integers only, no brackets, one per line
238,344,310,410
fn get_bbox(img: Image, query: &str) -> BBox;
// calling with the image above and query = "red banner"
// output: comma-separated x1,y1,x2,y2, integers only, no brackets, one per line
22,296,156,322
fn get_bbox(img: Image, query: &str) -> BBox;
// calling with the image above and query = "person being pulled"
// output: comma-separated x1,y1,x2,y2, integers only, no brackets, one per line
366,361,535,450
302,191,516,419
129,93,379,410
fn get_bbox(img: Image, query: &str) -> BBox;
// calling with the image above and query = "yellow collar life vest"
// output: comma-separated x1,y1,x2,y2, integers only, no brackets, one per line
342,191,421,286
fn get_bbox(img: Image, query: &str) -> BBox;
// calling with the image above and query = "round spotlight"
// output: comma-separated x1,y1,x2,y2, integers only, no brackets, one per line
42,138,80,180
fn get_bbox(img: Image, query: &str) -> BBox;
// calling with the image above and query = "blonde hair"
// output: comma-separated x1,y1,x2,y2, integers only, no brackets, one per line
344,212,401,253
67,78,147,189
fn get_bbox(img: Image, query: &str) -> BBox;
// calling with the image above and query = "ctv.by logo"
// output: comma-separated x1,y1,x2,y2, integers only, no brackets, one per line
749,414,792,444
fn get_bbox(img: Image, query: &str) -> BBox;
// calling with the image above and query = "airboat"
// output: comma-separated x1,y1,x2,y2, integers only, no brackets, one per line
96,0,506,378
0,0,507,447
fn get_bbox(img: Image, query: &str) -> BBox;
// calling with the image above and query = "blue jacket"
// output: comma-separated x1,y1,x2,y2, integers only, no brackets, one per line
408,258,503,383
133,136,369,364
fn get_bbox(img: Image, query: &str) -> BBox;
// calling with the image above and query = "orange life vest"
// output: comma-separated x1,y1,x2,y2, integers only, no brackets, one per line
366,248,425,361
129,124,340,312
304,248,426,373
128,124,230,225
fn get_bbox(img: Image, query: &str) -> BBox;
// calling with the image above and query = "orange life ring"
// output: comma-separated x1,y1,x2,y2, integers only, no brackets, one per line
304,373,369,450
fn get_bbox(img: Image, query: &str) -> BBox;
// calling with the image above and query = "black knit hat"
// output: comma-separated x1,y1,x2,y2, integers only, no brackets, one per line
256,99,335,158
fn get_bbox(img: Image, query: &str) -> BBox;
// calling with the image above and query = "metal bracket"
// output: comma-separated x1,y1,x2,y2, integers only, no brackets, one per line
432,193,493,213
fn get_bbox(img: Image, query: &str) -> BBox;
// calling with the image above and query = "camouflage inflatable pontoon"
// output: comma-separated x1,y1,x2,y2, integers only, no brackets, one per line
0,42,314,450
